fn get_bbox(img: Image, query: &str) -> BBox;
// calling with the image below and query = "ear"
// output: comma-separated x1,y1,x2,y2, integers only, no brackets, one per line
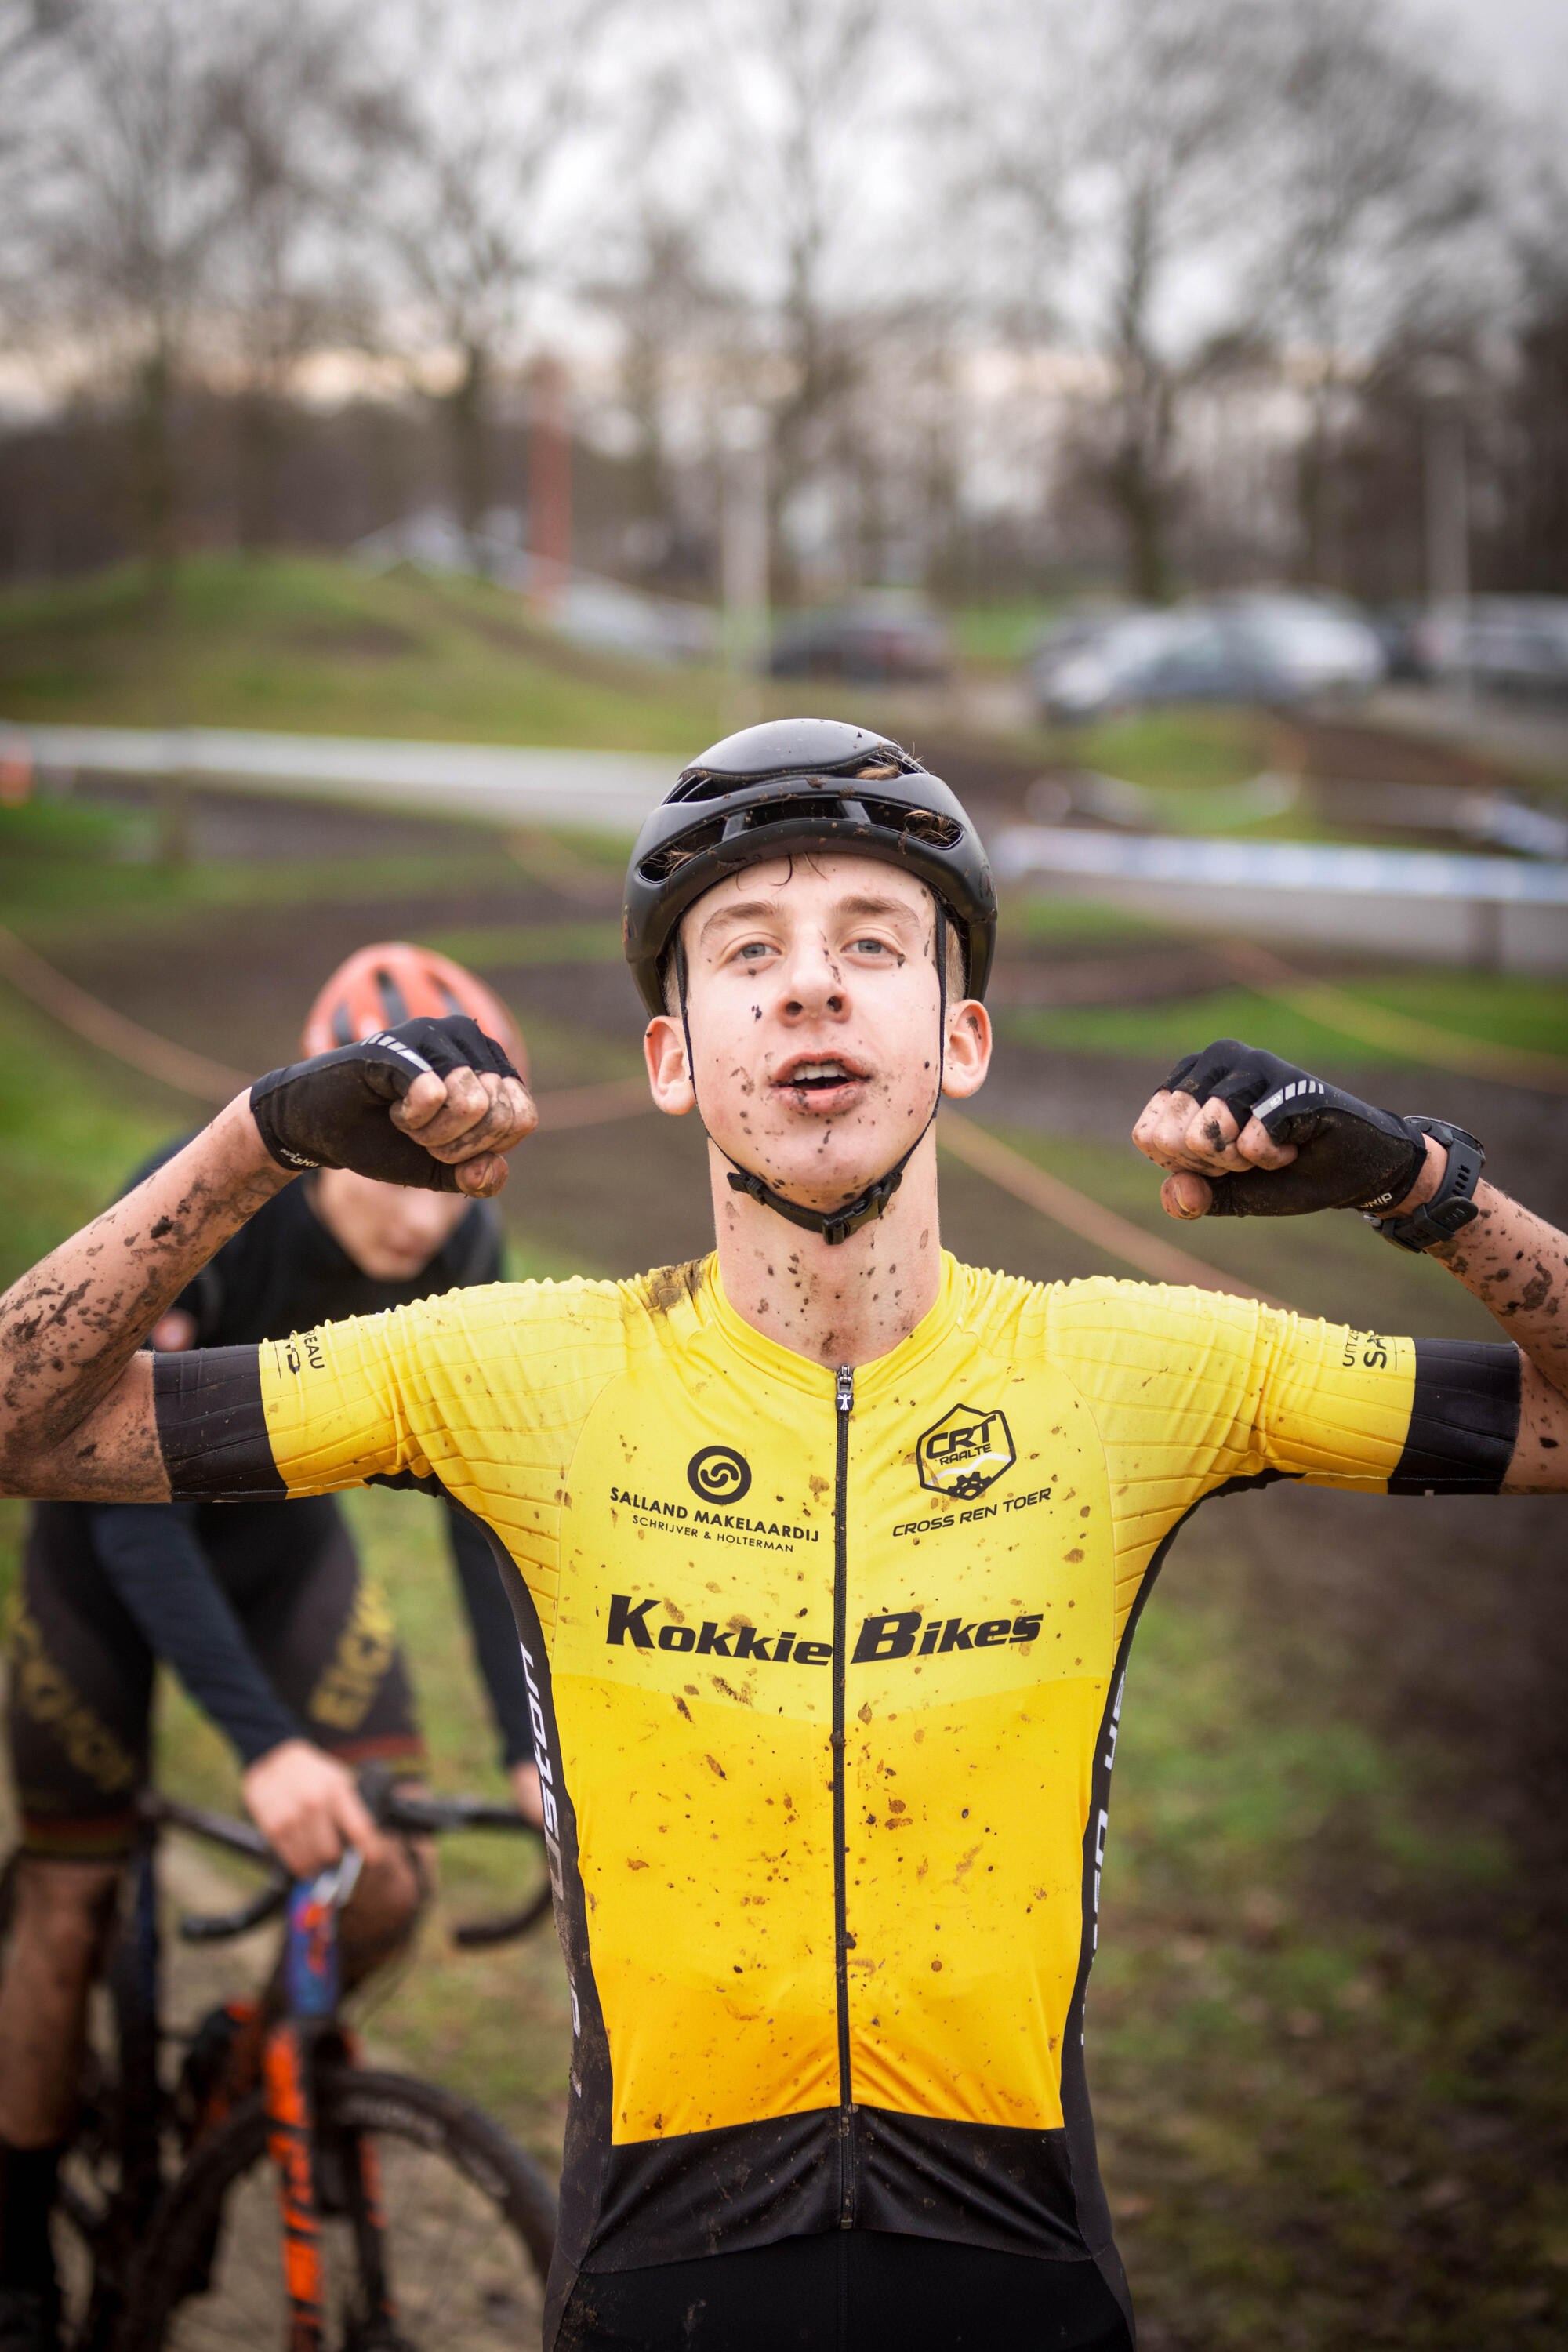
940,1000,992,1101
644,1014,696,1115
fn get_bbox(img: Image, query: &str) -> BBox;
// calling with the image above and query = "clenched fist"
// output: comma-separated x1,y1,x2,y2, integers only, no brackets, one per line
249,1015,536,1196
1133,1040,1431,1222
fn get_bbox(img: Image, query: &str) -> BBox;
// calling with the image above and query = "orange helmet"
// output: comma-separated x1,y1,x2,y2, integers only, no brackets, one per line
301,942,528,1080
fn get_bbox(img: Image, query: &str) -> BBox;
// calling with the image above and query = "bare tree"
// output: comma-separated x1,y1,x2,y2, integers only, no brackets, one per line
17,0,234,596
696,0,906,596
0,2,82,328
1250,0,1497,585
365,0,615,551
1076,0,1276,601
590,209,729,583
968,0,1279,600
201,0,387,547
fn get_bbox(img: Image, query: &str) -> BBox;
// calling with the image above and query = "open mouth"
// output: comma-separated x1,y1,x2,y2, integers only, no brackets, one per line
773,1056,867,1096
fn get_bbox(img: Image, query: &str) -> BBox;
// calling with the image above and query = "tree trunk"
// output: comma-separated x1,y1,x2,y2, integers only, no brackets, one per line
1106,186,1174,604
1295,376,1335,587
448,342,489,559
1107,363,1174,604
130,340,178,612
237,388,287,550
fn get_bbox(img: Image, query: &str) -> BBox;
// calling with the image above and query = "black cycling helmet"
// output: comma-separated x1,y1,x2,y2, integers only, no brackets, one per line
622,717,997,1247
623,717,996,1018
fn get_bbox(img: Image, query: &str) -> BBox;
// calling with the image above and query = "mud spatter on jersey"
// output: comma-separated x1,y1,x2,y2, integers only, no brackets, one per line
152,1257,1518,2343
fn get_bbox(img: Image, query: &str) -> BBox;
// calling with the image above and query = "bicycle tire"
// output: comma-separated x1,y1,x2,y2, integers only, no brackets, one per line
118,2065,557,2352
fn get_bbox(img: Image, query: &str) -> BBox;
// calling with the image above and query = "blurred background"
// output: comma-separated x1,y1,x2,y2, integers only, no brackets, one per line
0,0,1566,2346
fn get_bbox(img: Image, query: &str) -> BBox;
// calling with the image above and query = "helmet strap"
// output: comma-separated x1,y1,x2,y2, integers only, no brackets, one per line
675,903,949,1249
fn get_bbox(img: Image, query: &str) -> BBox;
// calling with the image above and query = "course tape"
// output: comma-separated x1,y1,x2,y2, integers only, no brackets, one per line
938,1111,1285,1308
0,924,251,1103
1220,941,1568,1095
0,925,660,1129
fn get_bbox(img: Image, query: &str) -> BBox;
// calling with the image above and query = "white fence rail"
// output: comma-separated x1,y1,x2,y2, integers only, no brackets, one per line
996,826,1568,973
9,724,670,833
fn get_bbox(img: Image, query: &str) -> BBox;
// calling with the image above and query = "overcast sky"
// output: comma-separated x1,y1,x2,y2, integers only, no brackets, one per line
1396,0,1568,113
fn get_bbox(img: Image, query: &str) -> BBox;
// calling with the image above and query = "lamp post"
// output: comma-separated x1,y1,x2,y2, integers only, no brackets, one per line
528,355,572,622
1416,356,1471,707
720,405,770,724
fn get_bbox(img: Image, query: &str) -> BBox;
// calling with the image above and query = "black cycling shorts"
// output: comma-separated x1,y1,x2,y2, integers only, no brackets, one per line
9,1503,423,1860
557,2231,1134,2352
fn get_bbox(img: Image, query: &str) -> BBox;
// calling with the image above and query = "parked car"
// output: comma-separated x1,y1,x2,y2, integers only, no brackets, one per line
1415,597,1568,697
768,597,952,684
1031,593,1385,723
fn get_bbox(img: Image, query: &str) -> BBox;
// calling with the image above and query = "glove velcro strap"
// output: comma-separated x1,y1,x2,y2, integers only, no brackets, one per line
1365,1119,1485,1254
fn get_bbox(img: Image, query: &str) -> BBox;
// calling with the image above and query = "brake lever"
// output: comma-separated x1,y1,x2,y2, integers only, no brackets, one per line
305,1846,364,1913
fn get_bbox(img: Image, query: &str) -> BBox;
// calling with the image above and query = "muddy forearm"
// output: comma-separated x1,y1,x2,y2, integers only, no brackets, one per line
1430,1181,1568,1400
0,1094,292,1489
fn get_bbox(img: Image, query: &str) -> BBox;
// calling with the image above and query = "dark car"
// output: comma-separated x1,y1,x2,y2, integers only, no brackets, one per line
1031,593,1385,723
768,598,951,684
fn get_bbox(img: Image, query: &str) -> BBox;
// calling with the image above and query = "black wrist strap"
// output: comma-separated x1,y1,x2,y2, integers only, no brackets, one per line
1364,1117,1485,1254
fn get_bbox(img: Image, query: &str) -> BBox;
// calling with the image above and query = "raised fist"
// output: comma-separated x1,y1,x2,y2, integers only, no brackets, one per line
1132,1040,1427,1220
250,1015,535,1196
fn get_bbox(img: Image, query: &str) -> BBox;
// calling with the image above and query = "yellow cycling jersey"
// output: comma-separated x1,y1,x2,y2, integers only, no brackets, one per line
154,1254,1516,2338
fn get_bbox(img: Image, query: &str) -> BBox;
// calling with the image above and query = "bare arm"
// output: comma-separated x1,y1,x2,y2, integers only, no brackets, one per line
1421,1175,1568,1493
1133,1093,1568,1494
0,1096,285,1501
0,1064,532,1504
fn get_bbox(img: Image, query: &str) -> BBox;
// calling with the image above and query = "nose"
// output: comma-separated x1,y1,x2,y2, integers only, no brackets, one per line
775,927,847,1022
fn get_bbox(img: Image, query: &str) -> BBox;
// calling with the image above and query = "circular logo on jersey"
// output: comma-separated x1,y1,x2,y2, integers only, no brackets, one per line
688,1445,753,1504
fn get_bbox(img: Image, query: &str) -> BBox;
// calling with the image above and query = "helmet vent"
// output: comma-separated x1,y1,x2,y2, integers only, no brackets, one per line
666,772,746,804
870,800,963,848
636,791,964,882
639,820,726,879
375,969,412,1027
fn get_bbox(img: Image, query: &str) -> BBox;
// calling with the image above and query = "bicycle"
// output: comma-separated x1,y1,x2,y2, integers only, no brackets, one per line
43,1768,559,2350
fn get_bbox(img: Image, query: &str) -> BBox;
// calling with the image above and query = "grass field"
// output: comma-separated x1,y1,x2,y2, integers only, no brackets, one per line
1000,971,1568,1070
0,554,735,750
0,552,1032,757
0,771,1565,2346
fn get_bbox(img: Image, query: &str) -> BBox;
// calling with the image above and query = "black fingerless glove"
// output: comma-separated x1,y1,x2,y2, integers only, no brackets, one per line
250,1016,520,1191
1163,1039,1426,1218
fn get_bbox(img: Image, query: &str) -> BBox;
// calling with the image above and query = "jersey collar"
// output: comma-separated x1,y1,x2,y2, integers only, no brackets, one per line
699,1250,967,1403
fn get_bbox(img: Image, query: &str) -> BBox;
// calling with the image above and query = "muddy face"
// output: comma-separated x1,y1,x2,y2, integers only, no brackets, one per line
648,854,989,1214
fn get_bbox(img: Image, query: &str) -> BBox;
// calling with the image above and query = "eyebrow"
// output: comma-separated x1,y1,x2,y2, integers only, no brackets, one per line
698,890,925,945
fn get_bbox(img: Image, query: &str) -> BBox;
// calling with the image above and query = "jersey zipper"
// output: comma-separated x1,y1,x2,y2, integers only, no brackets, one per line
832,1360,855,2228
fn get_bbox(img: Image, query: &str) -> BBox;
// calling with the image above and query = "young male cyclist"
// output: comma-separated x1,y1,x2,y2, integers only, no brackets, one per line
0,718,1563,2352
0,945,540,2352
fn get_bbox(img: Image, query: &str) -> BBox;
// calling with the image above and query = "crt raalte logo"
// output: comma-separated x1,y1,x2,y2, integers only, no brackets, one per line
916,1404,1016,1502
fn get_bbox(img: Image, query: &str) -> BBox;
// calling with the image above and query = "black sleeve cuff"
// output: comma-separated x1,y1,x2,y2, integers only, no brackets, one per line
1389,1339,1520,1494
154,1348,283,1500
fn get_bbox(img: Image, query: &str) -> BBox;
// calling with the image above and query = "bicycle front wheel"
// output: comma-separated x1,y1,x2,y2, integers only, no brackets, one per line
119,2065,556,2351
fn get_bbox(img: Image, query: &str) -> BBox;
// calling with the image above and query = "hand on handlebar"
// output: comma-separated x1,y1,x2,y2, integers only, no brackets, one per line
242,1739,387,1877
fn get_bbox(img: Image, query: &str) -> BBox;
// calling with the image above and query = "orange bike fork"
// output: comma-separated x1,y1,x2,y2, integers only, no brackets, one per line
264,2020,401,2348
265,2020,326,2352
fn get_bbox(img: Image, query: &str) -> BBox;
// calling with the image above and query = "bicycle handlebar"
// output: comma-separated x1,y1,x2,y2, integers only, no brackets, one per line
146,1771,549,1948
